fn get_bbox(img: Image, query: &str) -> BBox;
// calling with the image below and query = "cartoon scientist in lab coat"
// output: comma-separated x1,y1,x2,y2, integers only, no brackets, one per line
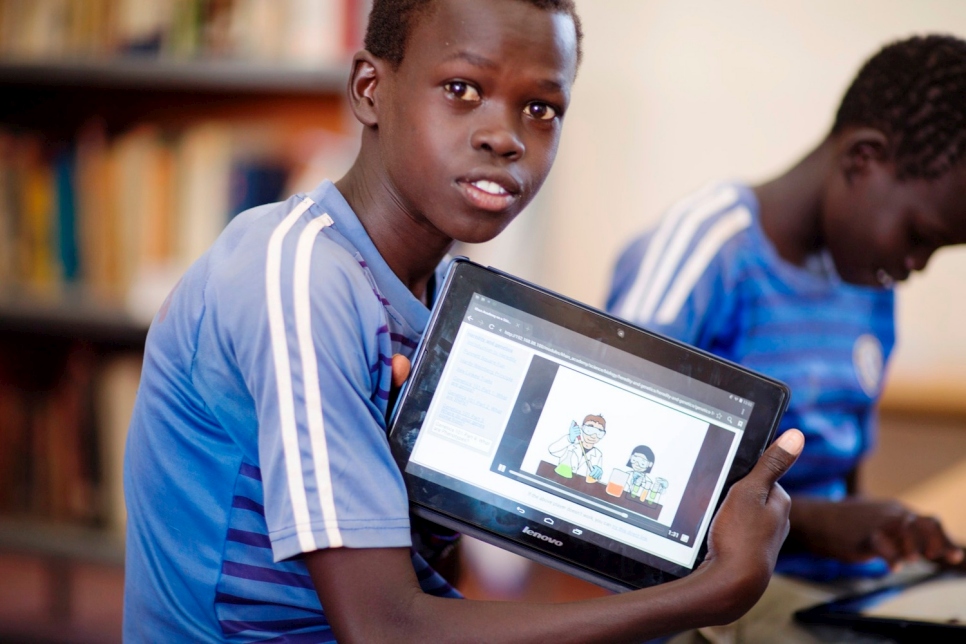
548,414,606,481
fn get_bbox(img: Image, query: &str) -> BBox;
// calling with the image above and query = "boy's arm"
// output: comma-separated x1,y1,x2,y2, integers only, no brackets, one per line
305,431,803,644
787,496,964,568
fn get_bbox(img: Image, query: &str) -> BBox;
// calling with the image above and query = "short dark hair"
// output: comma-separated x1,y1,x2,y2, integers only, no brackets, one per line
833,34,966,180
364,0,583,70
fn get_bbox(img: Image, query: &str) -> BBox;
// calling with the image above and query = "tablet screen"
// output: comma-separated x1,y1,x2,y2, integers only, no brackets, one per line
391,262,787,589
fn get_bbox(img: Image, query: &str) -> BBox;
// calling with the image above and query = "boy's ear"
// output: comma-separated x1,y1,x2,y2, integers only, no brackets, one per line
837,128,891,184
346,51,387,128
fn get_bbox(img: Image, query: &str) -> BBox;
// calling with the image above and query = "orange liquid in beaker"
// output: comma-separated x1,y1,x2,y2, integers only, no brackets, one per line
605,482,624,497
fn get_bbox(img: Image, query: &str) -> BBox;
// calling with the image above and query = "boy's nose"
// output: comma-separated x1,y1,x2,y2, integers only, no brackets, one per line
471,114,524,160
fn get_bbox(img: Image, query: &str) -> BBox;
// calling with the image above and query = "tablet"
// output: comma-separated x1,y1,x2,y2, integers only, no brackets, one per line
795,572,966,642
388,260,790,591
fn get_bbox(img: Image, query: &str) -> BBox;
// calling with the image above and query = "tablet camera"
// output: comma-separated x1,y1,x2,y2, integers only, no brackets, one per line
617,328,626,339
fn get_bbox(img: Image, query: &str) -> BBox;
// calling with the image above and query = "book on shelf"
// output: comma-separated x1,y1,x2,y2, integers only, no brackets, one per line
0,0,371,66
0,343,140,536
95,352,142,535
0,120,356,322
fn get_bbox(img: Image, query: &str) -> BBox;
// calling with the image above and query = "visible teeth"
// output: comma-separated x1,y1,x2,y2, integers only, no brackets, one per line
876,269,895,288
472,180,508,195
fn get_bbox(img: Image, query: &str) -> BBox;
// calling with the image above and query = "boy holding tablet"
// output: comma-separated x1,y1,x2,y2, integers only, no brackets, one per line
124,1,802,641
609,35,966,582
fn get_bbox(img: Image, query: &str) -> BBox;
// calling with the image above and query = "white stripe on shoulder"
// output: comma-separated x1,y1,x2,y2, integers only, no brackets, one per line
616,182,728,321
265,196,318,553
621,185,740,324
292,211,342,548
654,205,752,325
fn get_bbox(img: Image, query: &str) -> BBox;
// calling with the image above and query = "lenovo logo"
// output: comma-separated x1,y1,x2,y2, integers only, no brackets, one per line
522,526,564,547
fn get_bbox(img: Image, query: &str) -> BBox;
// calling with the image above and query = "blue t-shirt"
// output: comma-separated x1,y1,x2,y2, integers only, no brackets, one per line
607,181,895,580
124,181,458,642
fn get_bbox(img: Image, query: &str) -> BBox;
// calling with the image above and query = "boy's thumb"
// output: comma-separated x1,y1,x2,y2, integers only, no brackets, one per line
391,354,411,389
750,429,804,487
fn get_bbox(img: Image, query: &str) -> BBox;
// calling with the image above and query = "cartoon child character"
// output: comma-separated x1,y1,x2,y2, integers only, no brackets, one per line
549,414,606,481
624,445,656,497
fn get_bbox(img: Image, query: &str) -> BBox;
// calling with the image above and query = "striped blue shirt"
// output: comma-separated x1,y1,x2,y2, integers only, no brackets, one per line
124,181,458,642
607,182,895,580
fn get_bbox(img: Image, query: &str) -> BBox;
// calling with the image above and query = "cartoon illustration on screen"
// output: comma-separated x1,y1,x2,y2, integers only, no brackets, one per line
548,414,606,482
627,445,655,496
643,477,669,505
604,445,670,506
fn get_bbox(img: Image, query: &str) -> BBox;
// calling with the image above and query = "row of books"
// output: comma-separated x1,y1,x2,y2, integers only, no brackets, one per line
0,121,356,322
0,0,369,65
0,345,139,533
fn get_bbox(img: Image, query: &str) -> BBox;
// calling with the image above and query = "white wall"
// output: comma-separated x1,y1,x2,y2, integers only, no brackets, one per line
461,0,966,400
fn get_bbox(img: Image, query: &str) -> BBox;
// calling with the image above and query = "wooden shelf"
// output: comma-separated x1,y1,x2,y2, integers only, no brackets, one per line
0,518,123,567
0,57,350,136
0,287,148,350
0,57,349,95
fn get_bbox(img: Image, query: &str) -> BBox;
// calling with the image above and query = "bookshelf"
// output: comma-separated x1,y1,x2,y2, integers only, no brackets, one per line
0,57,349,94
0,286,148,349
0,3,366,641
0,58,350,139
0,72,350,640
0,517,125,567
0,55,357,339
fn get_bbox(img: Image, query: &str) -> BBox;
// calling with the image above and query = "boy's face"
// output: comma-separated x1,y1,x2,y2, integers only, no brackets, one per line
373,0,577,244
822,158,966,287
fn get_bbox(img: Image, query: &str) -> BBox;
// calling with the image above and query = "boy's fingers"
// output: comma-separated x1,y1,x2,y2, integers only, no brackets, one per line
896,515,920,560
391,355,411,389
945,547,966,566
911,516,964,563
870,530,901,565
748,429,804,488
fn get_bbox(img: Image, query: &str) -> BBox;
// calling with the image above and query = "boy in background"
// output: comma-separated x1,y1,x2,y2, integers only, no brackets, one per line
124,0,803,641
609,35,966,582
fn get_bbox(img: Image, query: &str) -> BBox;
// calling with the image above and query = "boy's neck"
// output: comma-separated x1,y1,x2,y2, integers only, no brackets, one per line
336,158,454,304
752,137,836,267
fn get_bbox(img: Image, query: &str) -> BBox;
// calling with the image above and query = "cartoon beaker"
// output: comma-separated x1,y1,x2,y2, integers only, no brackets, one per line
554,463,573,478
606,469,628,497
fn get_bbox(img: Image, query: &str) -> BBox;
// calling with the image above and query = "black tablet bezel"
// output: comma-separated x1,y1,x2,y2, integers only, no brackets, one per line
794,572,966,642
389,259,789,591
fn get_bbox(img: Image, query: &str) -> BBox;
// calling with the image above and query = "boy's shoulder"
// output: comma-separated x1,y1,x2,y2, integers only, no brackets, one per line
204,187,384,319
654,180,759,248
625,181,761,262
610,181,763,313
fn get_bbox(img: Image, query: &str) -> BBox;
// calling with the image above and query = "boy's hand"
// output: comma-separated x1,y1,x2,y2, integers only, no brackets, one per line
391,355,411,389
694,429,802,622
788,497,964,568
386,355,412,419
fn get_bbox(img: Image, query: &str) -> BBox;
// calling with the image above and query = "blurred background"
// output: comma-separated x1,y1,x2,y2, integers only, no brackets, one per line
0,1,964,642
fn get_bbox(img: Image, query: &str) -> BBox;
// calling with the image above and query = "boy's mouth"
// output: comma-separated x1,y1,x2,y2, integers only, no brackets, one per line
457,176,520,212
875,267,908,287
473,180,508,195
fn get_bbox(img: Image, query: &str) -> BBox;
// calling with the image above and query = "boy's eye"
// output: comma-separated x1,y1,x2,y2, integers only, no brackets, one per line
444,81,481,102
524,102,558,121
